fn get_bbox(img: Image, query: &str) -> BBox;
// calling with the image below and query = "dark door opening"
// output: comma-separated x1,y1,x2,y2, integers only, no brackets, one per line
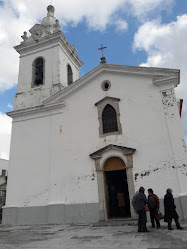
105,170,131,218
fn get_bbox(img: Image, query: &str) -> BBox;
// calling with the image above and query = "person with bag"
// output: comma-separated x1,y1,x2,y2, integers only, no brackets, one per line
134,187,149,233
147,188,161,229
164,189,183,230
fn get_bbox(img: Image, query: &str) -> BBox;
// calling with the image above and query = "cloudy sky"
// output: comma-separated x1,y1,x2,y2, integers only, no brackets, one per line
0,0,187,159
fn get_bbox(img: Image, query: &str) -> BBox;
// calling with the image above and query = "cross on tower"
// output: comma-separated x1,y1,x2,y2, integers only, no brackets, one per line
98,44,107,58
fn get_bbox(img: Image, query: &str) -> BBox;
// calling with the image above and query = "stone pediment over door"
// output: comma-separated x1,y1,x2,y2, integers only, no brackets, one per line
90,144,136,170
90,144,136,158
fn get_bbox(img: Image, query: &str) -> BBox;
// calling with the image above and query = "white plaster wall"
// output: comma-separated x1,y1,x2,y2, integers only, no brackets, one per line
14,85,61,111
160,88,187,197
60,71,187,200
6,70,187,208
6,108,98,207
6,114,52,207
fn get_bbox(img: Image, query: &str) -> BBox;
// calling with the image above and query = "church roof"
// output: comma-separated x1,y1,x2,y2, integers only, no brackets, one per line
43,62,180,105
7,61,180,118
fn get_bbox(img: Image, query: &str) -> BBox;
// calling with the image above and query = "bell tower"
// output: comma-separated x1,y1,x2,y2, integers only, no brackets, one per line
14,5,83,111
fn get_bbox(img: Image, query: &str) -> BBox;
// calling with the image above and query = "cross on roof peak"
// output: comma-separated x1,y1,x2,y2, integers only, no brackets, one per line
98,44,107,58
98,44,107,64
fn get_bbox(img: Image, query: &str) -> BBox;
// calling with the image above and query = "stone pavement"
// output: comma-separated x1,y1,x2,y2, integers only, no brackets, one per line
0,221,187,249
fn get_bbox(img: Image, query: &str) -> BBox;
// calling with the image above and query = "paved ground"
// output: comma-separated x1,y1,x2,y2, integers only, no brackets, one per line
0,221,187,249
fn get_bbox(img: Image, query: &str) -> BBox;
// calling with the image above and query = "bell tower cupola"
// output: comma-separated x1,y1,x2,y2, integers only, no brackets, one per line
14,5,83,111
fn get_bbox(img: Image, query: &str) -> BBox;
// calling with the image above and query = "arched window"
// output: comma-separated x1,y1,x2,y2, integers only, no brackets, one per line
102,104,118,134
33,57,44,86
67,65,73,85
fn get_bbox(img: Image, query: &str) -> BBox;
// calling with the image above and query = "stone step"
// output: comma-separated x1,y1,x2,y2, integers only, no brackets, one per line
92,218,138,227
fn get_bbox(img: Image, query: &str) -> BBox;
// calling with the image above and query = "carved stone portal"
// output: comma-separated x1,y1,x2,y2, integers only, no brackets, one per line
90,144,136,220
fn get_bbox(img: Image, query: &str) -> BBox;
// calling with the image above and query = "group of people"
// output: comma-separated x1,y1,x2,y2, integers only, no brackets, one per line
132,187,183,232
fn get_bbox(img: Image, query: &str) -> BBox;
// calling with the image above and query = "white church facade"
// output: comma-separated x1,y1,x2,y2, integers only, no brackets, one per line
3,6,187,225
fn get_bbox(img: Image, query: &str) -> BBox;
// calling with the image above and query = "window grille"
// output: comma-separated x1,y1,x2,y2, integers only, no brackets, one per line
102,104,118,133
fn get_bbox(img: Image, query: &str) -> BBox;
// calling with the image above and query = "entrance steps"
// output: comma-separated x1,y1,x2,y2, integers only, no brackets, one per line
92,218,138,227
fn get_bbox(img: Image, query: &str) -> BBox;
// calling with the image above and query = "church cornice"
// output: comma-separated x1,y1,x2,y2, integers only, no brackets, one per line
14,31,83,68
153,75,179,87
7,102,65,119
43,63,180,106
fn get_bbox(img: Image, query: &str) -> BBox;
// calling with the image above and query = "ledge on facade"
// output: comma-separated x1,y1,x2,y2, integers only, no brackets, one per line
89,144,136,159
6,102,65,118
153,75,179,87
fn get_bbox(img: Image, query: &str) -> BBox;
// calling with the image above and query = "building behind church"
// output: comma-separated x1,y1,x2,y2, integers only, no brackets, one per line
3,5,187,225
0,159,8,222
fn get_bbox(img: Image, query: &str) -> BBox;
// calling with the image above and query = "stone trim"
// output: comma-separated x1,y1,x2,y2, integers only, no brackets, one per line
90,144,136,159
90,145,136,221
95,96,120,106
153,75,179,87
95,97,122,137
101,80,111,91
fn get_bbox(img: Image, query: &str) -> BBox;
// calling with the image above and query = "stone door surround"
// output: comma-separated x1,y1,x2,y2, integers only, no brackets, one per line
90,144,136,220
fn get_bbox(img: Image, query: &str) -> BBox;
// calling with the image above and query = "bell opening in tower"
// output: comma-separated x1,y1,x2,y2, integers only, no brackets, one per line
34,58,44,86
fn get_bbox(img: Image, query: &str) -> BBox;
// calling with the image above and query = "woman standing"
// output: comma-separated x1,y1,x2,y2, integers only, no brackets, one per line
164,189,183,230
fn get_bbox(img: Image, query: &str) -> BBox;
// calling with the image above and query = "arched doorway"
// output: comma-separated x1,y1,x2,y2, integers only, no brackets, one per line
104,157,131,219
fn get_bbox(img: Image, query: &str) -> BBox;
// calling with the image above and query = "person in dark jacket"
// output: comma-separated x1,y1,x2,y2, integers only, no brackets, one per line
164,189,183,230
135,187,149,232
147,188,160,229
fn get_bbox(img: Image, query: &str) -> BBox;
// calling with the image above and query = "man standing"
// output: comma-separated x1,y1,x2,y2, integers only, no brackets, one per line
164,189,183,230
147,188,160,229
134,187,149,232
